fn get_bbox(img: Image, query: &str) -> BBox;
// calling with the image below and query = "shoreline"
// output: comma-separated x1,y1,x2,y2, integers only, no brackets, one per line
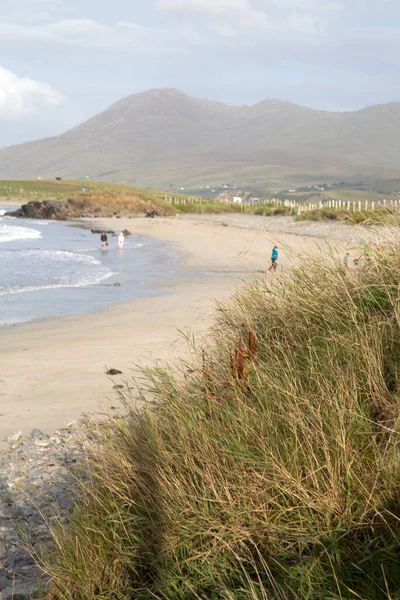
0,214,351,444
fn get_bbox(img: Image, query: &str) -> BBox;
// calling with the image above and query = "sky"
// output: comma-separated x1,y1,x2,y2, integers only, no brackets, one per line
1,0,399,147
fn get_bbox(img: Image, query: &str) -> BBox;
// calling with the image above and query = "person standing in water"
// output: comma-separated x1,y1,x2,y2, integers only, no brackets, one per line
118,232,125,249
269,246,278,272
100,231,108,249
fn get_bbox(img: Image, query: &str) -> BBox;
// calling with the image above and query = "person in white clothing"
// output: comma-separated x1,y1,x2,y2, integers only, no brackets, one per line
118,232,125,249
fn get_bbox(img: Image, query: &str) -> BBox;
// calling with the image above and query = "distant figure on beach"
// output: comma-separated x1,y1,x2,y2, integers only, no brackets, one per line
118,232,125,249
100,231,108,249
344,252,350,269
269,246,278,272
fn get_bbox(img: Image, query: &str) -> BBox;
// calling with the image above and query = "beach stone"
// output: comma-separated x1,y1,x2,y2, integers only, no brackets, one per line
0,417,92,596
8,432,22,443
1,584,40,600
55,494,74,509
0,542,7,560
34,440,51,448
29,429,46,439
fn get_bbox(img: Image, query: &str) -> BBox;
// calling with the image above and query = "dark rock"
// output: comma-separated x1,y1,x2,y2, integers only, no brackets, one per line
5,201,72,221
122,229,132,236
106,368,123,376
113,283,121,287
1,583,40,600
4,549,34,570
90,228,115,234
55,494,74,509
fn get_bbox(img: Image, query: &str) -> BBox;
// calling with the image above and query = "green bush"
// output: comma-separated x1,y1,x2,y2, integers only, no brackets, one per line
45,247,400,600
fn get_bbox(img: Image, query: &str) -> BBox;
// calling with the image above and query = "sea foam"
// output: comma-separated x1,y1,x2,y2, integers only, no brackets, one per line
0,223,42,243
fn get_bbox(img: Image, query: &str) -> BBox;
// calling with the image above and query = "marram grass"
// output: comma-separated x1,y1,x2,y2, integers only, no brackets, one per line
44,246,400,599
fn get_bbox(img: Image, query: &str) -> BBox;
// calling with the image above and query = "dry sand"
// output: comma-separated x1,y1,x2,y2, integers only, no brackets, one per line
0,215,349,444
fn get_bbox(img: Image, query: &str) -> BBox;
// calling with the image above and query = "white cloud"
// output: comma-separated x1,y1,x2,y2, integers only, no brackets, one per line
157,0,249,15
0,66,64,120
0,0,71,23
156,0,337,40
0,18,182,54
256,0,341,11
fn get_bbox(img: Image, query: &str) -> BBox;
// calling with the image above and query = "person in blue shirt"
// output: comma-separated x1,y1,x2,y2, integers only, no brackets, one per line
269,246,278,272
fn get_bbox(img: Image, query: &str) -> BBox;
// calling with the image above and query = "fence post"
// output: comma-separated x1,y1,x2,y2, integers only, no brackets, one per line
371,201,375,211
347,201,350,211
365,200,368,211
358,201,361,212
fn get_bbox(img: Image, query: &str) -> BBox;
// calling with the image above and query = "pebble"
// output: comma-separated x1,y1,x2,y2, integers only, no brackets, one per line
0,420,90,596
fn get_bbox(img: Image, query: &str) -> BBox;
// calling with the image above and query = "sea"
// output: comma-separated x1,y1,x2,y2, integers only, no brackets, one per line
0,207,179,326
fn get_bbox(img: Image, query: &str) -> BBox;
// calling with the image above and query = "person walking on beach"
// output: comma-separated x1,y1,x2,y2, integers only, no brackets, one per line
269,246,278,272
100,231,108,249
344,252,350,270
118,232,125,250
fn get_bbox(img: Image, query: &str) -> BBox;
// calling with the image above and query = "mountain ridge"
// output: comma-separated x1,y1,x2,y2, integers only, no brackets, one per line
1,88,400,189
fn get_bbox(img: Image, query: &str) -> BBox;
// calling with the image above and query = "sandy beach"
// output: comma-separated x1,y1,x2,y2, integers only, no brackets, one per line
0,215,352,444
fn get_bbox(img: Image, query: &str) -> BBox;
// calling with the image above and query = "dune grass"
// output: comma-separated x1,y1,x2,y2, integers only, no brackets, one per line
296,207,400,225
173,202,292,216
43,246,400,600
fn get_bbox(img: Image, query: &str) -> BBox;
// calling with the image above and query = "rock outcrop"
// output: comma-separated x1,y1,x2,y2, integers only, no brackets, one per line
5,201,74,220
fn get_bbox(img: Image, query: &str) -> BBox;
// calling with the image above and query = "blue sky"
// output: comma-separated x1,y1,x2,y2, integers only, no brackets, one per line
0,0,399,147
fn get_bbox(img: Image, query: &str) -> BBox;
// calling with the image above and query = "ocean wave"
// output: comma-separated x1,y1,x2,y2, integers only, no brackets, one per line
0,223,42,243
0,248,113,296
0,272,113,297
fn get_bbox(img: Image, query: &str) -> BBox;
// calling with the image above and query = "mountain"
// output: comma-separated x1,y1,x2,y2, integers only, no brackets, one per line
1,88,400,189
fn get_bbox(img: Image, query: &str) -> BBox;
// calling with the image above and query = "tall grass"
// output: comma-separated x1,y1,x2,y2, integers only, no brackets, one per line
296,208,398,225
173,203,292,216
44,247,400,599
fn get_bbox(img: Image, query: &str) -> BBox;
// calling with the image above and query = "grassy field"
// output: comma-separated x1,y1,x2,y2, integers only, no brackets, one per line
324,189,387,204
2,179,399,221
0,179,190,216
0,179,177,204
43,246,400,599
0,179,294,216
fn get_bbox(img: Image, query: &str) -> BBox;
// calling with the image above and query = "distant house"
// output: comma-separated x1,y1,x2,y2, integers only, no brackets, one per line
233,196,242,203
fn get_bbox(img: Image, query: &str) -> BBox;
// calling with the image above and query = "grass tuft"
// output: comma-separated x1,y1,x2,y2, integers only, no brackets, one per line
44,246,400,599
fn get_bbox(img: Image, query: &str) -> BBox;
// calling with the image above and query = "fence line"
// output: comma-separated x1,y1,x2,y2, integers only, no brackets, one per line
164,193,400,214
